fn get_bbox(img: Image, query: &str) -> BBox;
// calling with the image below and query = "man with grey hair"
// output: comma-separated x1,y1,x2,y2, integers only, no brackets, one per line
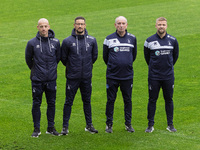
103,16,137,133
25,18,60,137
144,17,179,133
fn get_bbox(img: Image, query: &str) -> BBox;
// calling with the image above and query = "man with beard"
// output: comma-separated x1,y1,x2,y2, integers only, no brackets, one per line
60,16,98,135
144,17,179,133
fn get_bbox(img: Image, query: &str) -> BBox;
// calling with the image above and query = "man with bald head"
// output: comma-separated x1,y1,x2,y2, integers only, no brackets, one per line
103,16,137,133
25,18,60,137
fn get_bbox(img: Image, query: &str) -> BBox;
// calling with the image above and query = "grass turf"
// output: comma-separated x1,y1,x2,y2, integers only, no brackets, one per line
0,0,200,149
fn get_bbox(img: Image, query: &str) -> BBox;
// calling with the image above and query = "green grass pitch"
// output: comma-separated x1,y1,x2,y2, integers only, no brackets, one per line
0,0,200,149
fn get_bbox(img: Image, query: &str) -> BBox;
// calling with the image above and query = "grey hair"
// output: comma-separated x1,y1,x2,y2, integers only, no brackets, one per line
115,16,127,23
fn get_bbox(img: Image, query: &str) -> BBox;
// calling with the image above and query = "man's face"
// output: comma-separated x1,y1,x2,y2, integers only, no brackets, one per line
115,18,127,33
37,20,50,37
74,19,86,34
156,20,167,35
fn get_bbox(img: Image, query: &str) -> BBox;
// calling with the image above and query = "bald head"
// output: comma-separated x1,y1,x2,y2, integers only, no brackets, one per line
37,18,50,37
38,18,49,25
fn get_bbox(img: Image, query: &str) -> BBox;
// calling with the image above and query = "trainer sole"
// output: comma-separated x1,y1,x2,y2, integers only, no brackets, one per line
46,131,60,136
31,132,41,138
145,127,154,133
85,128,98,134
166,127,177,132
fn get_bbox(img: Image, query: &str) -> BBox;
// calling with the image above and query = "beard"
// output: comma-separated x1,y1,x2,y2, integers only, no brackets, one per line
158,29,165,34
76,30,84,34
76,28,84,34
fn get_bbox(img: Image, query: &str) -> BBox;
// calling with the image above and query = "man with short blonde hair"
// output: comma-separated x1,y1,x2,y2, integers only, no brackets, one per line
144,17,179,133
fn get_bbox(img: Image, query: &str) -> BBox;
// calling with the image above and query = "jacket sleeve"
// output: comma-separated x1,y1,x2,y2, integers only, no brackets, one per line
173,39,179,65
25,41,33,69
132,37,137,62
92,38,98,64
103,38,109,65
144,40,150,65
55,40,61,64
61,39,69,66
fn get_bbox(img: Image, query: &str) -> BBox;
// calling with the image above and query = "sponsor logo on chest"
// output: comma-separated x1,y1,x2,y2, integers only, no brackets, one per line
114,47,130,52
155,50,171,56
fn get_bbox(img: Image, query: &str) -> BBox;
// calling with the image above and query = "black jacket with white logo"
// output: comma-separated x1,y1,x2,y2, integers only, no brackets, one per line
61,29,98,79
25,29,60,82
144,33,179,80
103,31,137,80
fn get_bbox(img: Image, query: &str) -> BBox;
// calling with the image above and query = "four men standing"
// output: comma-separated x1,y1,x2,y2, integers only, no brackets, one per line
26,16,178,136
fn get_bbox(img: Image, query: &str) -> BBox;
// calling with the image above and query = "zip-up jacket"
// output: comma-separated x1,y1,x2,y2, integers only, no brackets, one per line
61,29,98,79
144,32,179,80
103,31,137,80
25,29,60,82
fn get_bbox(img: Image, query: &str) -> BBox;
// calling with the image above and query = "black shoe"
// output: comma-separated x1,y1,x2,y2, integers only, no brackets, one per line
31,127,41,138
105,124,113,133
125,124,135,132
85,124,98,134
46,127,60,136
167,125,177,132
145,126,154,133
61,127,69,135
